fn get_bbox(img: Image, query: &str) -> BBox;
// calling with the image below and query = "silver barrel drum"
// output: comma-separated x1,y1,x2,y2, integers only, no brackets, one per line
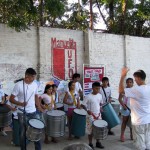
0,104,12,127
26,118,45,142
93,120,108,140
46,110,66,137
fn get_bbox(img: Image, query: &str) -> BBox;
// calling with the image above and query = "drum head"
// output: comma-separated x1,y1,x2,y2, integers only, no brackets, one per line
56,103,63,108
47,110,65,116
74,108,87,116
93,120,108,127
29,119,44,129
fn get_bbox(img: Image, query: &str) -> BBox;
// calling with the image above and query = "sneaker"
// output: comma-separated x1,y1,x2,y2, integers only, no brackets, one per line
89,143,95,150
108,130,115,135
1,131,7,136
96,142,104,149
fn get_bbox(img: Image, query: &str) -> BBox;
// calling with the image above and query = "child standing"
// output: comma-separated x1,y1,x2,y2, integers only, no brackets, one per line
82,82,104,149
100,77,114,135
40,84,57,143
63,81,80,140
119,78,133,142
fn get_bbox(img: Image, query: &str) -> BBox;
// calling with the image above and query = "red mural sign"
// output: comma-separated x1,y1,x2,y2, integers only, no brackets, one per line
51,38,77,80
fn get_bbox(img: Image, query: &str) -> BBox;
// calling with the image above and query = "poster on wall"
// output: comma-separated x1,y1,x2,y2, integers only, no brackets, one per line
84,66,104,96
51,38,77,80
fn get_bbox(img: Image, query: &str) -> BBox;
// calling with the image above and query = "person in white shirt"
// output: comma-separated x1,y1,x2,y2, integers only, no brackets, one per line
72,73,83,99
118,78,134,142
100,77,112,104
40,84,57,144
119,67,150,150
10,68,43,150
82,82,104,149
100,77,114,135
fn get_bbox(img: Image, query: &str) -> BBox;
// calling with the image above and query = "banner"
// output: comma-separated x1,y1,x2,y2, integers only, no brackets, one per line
84,66,104,95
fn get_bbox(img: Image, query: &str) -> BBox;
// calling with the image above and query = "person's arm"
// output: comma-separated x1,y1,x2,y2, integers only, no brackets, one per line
9,94,27,107
63,92,73,105
35,94,44,112
1,96,5,104
118,94,127,110
119,67,129,94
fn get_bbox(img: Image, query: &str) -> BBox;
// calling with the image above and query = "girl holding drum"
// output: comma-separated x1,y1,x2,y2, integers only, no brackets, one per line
63,81,80,140
100,77,114,135
40,84,57,143
118,78,133,142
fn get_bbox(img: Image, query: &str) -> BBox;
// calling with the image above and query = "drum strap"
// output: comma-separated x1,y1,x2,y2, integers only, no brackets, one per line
91,113,100,120
70,91,77,106
102,87,108,102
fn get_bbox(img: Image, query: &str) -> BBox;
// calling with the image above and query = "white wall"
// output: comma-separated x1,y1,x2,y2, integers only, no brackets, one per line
0,24,150,97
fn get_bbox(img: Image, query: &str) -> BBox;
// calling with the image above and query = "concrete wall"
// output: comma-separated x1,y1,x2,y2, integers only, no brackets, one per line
0,24,150,97
87,30,150,98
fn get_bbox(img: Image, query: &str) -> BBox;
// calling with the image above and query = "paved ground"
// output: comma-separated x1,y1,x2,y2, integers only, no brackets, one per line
0,123,136,150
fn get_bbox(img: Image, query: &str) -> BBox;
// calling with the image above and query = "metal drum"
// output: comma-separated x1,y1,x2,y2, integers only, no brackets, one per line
26,118,45,142
0,104,12,127
71,108,87,137
47,110,66,137
101,103,120,128
56,103,64,111
93,120,108,140
111,98,120,115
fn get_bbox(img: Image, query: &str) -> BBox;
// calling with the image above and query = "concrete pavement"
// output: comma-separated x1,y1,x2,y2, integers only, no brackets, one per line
0,124,136,150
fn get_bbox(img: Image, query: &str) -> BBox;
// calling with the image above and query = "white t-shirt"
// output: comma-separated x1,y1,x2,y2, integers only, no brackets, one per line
125,85,150,125
75,82,82,93
100,87,111,103
41,93,55,109
11,80,38,113
82,93,103,117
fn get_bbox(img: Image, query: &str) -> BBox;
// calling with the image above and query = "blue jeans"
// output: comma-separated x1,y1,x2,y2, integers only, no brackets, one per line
19,112,42,150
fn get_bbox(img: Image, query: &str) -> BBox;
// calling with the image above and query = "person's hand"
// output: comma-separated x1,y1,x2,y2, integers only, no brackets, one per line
121,67,129,77
11,107,17,111
87,110,92,115
20,102,27,107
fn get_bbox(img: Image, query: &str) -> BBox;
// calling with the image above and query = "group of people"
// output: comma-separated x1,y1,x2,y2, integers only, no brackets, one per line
0,67,150,150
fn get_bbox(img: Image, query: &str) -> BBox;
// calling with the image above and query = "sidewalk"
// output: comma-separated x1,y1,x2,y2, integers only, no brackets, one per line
0,124,136,150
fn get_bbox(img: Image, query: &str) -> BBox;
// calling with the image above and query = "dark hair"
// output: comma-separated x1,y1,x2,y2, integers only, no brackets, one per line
44,84,52,93
25,68,36,76
72,73,80,80
102,77,110,86
68,81,75,90
126,78,134,83
92,82,101,88
133,70,146,80
52,84,57,88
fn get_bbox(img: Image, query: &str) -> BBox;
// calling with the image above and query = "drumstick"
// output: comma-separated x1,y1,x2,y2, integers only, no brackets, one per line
26,92,34,103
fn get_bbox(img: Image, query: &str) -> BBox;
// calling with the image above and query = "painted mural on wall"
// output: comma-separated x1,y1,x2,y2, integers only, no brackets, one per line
51,38,77,80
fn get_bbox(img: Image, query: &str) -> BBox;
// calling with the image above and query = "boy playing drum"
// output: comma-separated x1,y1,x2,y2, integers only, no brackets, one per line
82,82,104,149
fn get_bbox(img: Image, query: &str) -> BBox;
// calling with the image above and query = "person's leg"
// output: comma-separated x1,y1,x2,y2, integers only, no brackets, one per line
67,116,72,140
34,140,41,150
108,128,114,135
130,127,133,140
145,123,150,150
132,124,146,150
120,116,129,142
88,134,94,149
96,139,104,149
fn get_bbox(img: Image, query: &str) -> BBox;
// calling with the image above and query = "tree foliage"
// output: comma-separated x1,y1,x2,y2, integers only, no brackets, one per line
0,0,149,37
